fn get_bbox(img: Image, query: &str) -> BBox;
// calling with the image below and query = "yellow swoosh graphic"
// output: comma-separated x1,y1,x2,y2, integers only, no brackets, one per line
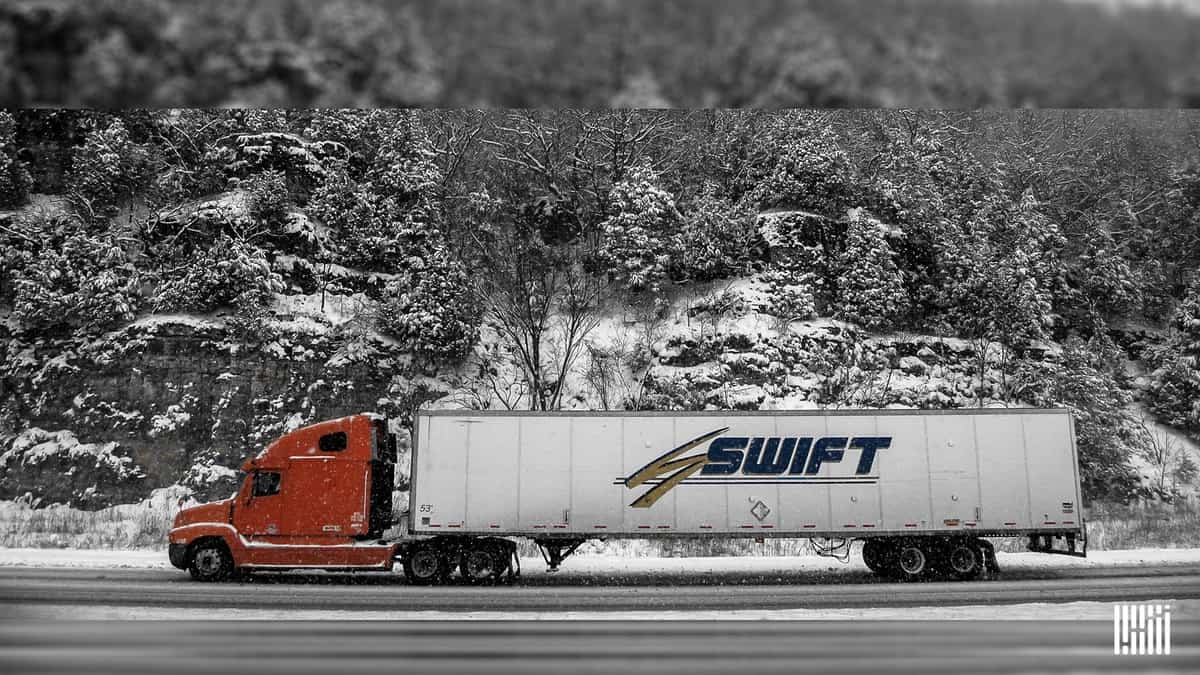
624,427,729,508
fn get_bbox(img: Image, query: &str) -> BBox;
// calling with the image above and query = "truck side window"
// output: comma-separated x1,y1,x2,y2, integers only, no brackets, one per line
319,431,347,452
252,471,281,497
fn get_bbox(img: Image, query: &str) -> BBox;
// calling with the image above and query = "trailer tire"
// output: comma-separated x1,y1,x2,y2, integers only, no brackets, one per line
460,542,505,584
403,543,449,585
188,539,233,582
944,540,982,581
861,539,891,575
894,540,929,581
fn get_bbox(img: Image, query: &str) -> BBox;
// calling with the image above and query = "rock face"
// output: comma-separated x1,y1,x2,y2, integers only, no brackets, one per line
0,316,426,507
0,428,146,508
640,319,1051,413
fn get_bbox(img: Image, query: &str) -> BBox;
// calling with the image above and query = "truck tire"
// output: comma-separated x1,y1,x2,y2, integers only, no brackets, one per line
459,542,504,584
188,540,233,582
861,539,891,575
943,539,982,581
404,543,450,585
894,540,929,581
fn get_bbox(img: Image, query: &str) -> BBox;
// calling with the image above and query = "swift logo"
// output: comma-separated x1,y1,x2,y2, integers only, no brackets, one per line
623,427,728,509
622,427,891,508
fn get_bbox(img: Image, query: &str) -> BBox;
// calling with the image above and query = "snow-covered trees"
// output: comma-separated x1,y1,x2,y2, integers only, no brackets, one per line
671,190,760,282
832,209,909,330
377,248,480,361
941,191,1064,346
1146,277,1200,439
598,163,680,293
747,119,858,216
154,236,281,314
1014,338,1143,502
9,222,141,335
67,118,151,216
0,111,31,209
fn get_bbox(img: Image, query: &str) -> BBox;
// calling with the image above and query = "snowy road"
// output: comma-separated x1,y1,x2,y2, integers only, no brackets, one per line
2,562,1199,673
1,559,1199,616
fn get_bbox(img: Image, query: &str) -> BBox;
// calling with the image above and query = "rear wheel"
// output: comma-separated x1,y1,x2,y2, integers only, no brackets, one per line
861,539,891,575
460,543,505,584
943,540,982,581
894,540,929,581
188,541,233,582
403,543,450,585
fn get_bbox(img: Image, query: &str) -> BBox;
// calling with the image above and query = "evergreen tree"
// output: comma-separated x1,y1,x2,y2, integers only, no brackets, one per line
746,116,858,217
67,118,151,216
1146,276,1200,437
597,163,681,293
670,189,759,282
12,227,141,335
832,209,909,329
377,246,479,361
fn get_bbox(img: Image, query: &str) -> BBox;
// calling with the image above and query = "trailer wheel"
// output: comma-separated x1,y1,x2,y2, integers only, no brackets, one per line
945,540,982,581
403,544,448,585
188,540,233,582
460,543,504,584
894,540,929,581
861,539,891,575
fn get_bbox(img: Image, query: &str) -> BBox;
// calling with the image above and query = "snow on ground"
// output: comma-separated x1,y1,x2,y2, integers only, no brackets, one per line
3,547,1199,572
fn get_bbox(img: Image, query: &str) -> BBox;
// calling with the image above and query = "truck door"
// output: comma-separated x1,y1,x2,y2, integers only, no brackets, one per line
234,470,285,540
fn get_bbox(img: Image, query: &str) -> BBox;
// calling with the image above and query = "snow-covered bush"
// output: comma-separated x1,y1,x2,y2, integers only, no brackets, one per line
0,111,32,209
309,151,445,276
671,190,761,282
759,271,817,321
10,228,140,335
210,131,343,195
831,208,909,329
154,237,282,313
598,163,681,293
243,169,291,229
376,248,480,361
0,428,147,509
67,118,150,216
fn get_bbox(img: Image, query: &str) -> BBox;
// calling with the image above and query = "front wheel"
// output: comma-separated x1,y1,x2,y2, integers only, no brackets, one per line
188,541,233,582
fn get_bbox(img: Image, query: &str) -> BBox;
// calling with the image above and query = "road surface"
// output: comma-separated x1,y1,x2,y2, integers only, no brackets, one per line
1,562,1198,673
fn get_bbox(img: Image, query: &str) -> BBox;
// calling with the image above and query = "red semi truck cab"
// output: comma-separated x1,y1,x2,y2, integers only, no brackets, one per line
168,414,400,580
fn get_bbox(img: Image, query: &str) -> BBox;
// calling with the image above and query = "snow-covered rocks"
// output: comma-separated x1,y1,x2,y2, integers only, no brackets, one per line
899,355,929,375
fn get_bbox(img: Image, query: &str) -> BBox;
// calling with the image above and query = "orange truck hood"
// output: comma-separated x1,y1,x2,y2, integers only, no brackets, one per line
172,499,232,529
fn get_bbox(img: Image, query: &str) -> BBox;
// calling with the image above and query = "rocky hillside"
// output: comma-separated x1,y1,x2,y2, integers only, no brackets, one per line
3,109,1200,511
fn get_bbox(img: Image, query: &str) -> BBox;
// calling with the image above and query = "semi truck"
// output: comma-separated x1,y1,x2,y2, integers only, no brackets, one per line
168,408,1086,584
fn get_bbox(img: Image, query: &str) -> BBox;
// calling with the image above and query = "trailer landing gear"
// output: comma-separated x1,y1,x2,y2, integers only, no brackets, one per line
534,538,585,572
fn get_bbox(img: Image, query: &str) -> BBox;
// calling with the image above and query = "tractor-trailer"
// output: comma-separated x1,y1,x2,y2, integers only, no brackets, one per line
168,408,1086,585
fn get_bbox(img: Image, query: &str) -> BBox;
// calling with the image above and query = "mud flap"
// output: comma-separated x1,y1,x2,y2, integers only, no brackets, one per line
977,539,1000,579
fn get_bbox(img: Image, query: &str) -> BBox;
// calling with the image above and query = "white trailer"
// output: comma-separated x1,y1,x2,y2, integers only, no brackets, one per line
405,408,1086,582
